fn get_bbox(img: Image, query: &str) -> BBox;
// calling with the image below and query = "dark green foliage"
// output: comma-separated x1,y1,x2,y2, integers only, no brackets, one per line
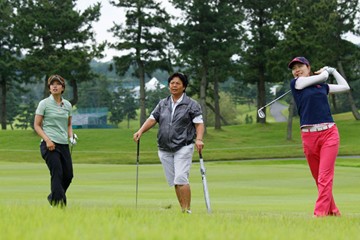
0,0,22,129
146,85,169,111
109,88,137,127
240,0,286,123
109,0,172,125
13,0,105,101
15,101,36,130
1,0,360,131
5,86,23,130
272,0,360,118
76,76,112,109
170,0,245,129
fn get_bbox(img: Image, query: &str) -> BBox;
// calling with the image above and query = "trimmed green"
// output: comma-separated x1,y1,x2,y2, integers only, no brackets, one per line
1,159,360,239
1,116,360,240
0,118,359,164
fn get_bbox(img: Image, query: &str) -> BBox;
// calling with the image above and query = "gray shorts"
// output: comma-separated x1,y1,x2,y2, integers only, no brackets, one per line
158,144,194,186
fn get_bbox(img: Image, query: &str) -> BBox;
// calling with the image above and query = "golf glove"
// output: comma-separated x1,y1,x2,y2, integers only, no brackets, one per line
69,133,78,145
324,66,335,74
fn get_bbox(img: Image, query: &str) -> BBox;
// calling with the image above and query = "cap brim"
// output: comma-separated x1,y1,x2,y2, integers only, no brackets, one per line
288,60,305,69
49,79,64,85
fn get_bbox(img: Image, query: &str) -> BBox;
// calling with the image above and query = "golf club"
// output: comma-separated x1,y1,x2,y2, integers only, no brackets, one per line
199,152,211,213
257,90,292,118
135,139,140,208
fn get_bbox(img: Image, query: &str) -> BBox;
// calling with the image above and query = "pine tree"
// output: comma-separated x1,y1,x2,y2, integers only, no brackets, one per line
109,0,172,126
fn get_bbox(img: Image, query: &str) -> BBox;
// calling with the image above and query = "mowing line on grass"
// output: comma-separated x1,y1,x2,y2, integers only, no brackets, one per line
0,144,302,154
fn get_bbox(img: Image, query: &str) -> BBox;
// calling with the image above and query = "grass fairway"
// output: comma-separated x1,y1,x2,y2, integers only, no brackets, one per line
1,159,360,240
1,118,359,164
1,116,359,239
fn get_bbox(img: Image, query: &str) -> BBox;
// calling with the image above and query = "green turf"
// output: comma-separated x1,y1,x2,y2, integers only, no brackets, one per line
1,160,360,240
1,114,360,239
0,117,359,164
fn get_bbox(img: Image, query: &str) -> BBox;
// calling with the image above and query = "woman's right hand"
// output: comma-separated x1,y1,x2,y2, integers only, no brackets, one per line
45,139,56,151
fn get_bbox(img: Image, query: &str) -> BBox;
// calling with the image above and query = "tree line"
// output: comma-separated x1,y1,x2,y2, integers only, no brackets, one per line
1,0,360,133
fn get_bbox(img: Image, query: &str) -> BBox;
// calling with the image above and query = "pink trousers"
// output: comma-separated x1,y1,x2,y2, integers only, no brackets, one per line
301,125,341,217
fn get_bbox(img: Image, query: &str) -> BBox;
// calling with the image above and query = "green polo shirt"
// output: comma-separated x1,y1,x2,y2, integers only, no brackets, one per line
35,95,72,144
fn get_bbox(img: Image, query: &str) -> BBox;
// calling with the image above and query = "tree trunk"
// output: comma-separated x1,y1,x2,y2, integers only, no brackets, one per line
286,98,295,141
200,67,208,133
206,102,229,125
329,74,337,112
330,94,337,112
213,77,221,130
346,91,360,120
337,61,360,120
138,59,146,126
70,78,78,106
257,73,266,124
43,75,49,99
0,75,7,130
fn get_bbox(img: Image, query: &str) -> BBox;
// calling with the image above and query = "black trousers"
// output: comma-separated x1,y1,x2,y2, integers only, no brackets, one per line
40,141,73,206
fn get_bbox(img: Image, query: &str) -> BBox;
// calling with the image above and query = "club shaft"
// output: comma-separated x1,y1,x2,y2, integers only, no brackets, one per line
260,90,291,110
199,152,211,213
136,140,140,208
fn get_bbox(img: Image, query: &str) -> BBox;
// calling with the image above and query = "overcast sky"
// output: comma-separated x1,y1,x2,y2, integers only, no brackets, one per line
75,0,125,62
76,1,360,62
75,0,178,62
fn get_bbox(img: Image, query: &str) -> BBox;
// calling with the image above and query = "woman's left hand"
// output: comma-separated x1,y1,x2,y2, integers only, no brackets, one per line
315,66,335,75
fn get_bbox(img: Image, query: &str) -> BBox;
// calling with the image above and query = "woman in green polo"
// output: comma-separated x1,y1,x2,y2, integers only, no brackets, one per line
34,74,76,207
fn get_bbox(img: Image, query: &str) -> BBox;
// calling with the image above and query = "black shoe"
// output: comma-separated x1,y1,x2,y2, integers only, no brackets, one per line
47,194,66,208
47,194,53,206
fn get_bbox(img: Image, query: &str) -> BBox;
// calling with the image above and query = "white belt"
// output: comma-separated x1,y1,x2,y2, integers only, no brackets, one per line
301,124,335,133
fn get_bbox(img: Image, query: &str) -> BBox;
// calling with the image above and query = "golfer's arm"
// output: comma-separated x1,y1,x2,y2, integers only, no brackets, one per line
295,71,329,90
195,123,205,141
34,114,50,141
328,70,350,93
68,116,73,138
138,118,157,134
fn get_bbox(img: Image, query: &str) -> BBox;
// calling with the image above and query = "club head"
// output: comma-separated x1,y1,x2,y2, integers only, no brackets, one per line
257,108,265,118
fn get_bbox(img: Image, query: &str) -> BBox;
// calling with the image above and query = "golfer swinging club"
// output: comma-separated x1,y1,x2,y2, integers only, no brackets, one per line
133,72,205,214
288,57,350,217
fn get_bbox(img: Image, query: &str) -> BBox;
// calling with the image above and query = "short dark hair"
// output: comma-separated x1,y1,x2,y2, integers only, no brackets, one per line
47,74,65,94
168,72,188,89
